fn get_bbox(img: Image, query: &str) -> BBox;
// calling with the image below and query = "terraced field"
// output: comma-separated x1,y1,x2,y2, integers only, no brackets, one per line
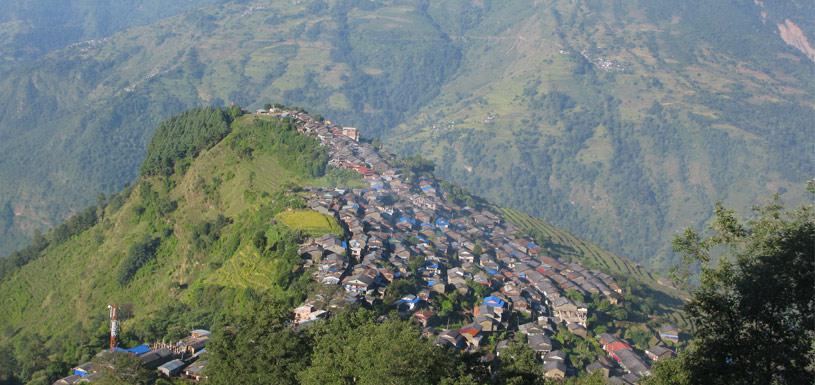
276,209,343,237
207,246,286,295
499,207,656,283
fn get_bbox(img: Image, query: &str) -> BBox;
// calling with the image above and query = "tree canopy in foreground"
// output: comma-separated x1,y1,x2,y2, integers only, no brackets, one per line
646,189,815,385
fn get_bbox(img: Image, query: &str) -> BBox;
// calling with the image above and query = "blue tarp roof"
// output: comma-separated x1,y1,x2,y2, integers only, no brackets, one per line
398,216,416,224
483,296,506,308
113,344,150,355
396,296,420,304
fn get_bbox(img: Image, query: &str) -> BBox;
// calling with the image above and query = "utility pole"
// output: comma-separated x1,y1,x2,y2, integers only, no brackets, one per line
108,304,119,351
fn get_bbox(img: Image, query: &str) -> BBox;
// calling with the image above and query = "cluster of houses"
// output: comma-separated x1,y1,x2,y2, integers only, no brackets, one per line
52,330,210,384
261,108,670,382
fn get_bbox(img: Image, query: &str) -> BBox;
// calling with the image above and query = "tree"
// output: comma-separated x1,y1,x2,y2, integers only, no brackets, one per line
206,299,309,385
641,358,690,385
91,352,155,385
299,310,459,385
494,336,546,385
660,195,814,385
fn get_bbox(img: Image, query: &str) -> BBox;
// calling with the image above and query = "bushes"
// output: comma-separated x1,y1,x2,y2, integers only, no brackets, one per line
117,236,162,285
191,215,231,251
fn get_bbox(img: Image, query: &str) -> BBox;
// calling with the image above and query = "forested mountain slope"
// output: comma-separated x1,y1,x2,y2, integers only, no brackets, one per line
0,0,812,273
388,0,815,269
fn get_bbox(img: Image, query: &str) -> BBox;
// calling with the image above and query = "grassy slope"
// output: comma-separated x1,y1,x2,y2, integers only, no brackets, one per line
0,114,360,342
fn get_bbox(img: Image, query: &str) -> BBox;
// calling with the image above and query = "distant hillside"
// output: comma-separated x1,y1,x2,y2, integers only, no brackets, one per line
0,0,228,62
387,0,815,270
0,0,812,275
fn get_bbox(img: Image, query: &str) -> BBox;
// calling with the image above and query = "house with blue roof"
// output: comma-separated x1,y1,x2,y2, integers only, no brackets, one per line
113,344,150,356
483,296,507,308
435,217,450,229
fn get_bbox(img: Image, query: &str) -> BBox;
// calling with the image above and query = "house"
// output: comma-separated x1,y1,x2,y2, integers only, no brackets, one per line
598,333,620,347
343,274,375,295
519,322,547,337
71,362,96,377
646,345,675,361
413,309,437,327
605,340,632,354
184,360,208,382
543,360,567,380
552,298,588,326
436,330,466,350
139,348,173,369
659,325,680,343
459,324,484,349
541,350,569,379
567,322,587,338
474,315,500,332
158,359,186,377
614,349,651,377
544,350,567,362
342,127,359,141
586,360,611,378
527,334,553,357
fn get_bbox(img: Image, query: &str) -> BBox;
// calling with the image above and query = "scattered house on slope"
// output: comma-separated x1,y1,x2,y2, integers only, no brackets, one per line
436,330,466,350
527,334,553,358
139,348,173,369
646,345,675,361
158,359,186,377
659,324,680,343
586,359,612,379
543,360,567,380
567,322,587,338
184,360,208,382
543,350,568,380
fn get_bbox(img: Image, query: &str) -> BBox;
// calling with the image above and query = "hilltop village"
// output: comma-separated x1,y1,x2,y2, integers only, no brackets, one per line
275,108,678,383
52,108,681,385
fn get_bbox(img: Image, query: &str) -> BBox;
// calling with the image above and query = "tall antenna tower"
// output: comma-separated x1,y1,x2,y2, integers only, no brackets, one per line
108,304,119,351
